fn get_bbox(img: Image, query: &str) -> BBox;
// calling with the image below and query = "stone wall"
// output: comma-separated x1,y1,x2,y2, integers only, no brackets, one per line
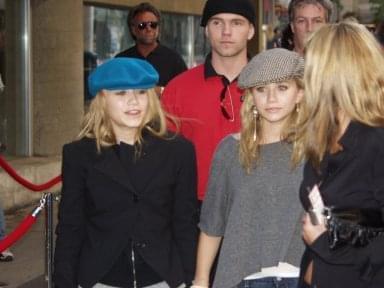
32,0,84,156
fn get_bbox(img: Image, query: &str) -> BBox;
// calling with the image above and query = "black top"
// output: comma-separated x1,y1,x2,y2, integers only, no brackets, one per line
299,121,384,288
115,44,187,87
53,132,198,288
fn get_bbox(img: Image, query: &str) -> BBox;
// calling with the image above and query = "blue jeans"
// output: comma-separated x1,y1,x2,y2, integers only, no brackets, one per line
238,277,299,288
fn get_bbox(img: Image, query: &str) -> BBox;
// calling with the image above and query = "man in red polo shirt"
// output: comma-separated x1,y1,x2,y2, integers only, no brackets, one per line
162,0,256,203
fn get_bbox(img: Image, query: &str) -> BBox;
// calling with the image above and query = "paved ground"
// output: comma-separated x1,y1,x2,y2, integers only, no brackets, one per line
0,201,58,288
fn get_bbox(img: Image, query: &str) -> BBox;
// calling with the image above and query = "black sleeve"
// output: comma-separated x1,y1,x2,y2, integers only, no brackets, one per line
309,133,384,280
53,144,87,288
171,139,199,285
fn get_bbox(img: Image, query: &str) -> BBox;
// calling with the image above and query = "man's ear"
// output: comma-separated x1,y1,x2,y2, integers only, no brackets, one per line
248,24,255,40
290,22,295,34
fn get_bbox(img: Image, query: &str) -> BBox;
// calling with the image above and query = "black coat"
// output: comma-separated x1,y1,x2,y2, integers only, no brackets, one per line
299,122,384,288
53,134,198,288
115,44,187,87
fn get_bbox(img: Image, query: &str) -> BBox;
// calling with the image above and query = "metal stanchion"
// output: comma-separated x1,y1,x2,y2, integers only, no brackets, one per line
44,193,54,288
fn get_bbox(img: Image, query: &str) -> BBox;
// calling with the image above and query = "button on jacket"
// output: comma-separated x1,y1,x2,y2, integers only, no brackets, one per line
53,134,198,288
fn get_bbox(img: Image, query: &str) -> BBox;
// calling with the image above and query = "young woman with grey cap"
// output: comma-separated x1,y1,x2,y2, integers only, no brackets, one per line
193,48,305,288
53,58,198,288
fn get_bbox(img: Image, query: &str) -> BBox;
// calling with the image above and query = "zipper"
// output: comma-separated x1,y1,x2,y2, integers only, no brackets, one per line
131,242,137,288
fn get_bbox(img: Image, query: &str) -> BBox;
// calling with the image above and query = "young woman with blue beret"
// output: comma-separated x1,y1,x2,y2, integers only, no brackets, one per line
53,58,198,288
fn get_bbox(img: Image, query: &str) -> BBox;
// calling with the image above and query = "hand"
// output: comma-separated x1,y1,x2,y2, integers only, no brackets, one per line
302,212,327,245
191,279,209,288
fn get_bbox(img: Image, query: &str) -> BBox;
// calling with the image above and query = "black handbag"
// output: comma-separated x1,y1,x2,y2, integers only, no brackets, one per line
325,207,384,250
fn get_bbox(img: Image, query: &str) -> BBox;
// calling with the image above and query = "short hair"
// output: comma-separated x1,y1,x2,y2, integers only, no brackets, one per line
127,2,161,40
280,24,294,50
288,0,333,23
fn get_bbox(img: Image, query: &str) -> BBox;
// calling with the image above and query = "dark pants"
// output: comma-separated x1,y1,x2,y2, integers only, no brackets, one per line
237,277,299,288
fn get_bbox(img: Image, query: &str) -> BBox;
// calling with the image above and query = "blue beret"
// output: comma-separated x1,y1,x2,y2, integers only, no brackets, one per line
88,58,159,98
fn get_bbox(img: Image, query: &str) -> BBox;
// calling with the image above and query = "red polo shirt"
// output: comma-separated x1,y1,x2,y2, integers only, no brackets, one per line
162,57,244,200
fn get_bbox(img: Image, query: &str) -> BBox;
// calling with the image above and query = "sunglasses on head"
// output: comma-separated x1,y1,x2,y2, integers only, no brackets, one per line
136,21,159,30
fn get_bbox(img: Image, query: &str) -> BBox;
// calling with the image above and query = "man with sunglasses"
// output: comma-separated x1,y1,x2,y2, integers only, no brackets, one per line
162,0,256,205
115,2,187,93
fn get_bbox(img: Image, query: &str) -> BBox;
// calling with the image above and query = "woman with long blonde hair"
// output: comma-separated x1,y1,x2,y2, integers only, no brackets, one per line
53,58,198,288
299,21,384,288
192,48,304,288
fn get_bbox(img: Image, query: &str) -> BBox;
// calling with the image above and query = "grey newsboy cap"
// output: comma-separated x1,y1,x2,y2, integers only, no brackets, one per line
238,48,304,89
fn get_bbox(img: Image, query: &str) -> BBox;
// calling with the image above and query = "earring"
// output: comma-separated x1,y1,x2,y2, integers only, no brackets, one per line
294,103,300,150
252,106,258,141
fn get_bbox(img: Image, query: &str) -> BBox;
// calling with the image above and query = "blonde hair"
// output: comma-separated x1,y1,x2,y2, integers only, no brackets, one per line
298,21,384,168
78,88,174,153
239,78,303,173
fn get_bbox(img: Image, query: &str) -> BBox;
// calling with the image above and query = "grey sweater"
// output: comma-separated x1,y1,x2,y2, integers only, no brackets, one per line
199,134,304,288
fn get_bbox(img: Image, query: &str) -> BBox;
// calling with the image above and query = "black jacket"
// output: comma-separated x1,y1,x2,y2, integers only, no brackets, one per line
299,122,384,288
53,134,198,288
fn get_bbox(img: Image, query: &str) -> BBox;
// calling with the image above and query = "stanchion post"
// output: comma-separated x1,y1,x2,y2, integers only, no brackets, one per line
45,193,54,288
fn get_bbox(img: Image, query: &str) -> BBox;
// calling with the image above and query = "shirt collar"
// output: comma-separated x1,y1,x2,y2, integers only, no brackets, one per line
203,53,250,84
204,53,219,79
134,42,160,58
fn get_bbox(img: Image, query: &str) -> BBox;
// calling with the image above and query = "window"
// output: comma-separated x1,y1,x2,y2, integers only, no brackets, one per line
83,4,210,101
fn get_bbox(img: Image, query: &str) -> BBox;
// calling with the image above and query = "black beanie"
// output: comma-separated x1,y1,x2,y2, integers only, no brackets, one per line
200,0,256,27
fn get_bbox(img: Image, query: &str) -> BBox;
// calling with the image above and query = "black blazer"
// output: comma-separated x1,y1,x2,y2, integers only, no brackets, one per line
53,134,198,288
299,122,384,288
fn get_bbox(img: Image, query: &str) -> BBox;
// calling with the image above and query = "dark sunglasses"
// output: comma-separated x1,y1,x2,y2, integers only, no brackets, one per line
136,21,159,30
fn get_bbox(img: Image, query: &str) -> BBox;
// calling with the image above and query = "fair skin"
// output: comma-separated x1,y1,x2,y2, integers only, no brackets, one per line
193,80,303,287
131,11,159,57
103,89,149,145
193,232,222,287
252,80,303,143
205,13,255,82
290,3,327,55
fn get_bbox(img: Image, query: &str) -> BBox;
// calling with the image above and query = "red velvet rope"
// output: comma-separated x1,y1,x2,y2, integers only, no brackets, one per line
0,214,36,253
0,155,61,191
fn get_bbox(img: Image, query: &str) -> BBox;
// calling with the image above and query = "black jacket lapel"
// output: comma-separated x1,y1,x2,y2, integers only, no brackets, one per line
94,147,139,195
